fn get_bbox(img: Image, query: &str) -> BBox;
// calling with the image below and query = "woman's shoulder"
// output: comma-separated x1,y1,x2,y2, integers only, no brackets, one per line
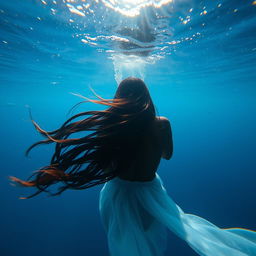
155,116,171,128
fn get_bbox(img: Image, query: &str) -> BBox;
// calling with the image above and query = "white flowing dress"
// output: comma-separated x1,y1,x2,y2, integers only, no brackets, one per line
99,173,256,256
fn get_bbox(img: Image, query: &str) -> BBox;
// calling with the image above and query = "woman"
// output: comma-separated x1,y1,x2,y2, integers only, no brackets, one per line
10,77,256,256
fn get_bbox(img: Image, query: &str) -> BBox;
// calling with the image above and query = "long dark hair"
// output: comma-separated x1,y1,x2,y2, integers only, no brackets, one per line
9,77,156,199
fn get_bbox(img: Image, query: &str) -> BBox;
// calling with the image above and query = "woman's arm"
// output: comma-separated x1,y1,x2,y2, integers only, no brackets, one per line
159,116,173,160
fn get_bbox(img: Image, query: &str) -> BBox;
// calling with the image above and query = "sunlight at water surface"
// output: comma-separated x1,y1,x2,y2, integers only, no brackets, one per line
101,0,173,17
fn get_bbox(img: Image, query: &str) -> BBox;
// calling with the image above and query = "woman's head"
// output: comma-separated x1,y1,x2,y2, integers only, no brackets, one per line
115,77,151,100
114,77,155,118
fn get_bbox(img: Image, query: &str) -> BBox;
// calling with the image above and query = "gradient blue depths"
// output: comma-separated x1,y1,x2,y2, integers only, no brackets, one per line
0,0,255,255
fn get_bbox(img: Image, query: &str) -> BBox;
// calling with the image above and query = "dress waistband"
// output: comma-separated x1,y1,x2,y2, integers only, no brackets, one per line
110,173,161,187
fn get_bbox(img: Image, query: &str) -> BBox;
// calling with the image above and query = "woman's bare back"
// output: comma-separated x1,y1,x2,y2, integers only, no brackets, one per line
117,116,173,181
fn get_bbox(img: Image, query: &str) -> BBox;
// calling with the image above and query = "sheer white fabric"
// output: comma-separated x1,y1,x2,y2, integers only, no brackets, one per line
99,174,256,256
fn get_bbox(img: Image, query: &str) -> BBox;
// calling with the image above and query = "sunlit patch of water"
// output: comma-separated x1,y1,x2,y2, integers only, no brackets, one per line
38,0,183,80
100,0,173,17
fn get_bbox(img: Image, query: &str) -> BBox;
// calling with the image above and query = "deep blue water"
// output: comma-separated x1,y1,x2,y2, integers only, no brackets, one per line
0,0,256,255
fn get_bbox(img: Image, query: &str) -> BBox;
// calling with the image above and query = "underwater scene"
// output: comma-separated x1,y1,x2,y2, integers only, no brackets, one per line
0,0,256,255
